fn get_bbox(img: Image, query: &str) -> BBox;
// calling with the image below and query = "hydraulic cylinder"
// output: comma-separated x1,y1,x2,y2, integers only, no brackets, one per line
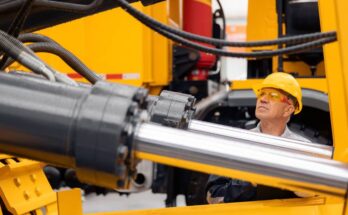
0,72,147,188
135,123,348,198
188,120,333,158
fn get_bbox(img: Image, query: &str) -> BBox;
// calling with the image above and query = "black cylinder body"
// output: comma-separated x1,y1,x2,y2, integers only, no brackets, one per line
0,72,142,188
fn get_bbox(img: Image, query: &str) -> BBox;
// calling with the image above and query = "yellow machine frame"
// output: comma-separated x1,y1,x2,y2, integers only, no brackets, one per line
2,0,348,215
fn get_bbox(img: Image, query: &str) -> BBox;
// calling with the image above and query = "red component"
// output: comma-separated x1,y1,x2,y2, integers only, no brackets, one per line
187,69,209,81
106,74,123,79
183,0,216,80
183,0,212,37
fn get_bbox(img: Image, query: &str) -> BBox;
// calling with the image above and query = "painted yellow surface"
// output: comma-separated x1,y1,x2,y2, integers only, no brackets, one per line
89,197,344,215
1,1,348,215
319,0,348,161
0,157,57,215
12,2,170,92
57,189,83,215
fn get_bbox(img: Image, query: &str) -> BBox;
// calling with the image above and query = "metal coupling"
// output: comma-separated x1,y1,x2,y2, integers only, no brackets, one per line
148,90,196,128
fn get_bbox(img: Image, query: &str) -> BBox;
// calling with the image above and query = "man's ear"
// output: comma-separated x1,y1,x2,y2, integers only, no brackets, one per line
284,104,295,117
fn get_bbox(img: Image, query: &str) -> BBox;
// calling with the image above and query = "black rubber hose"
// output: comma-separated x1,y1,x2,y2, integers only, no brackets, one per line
116,0,336,47
0,30,55,80
0,30,77,85
34,0,103,13
0,1,24,13
0,0,35,69
19,33,101,83
117,6,336,59
18,33,59,44
215,0,226,40
4,42,102,84
0,0,103,13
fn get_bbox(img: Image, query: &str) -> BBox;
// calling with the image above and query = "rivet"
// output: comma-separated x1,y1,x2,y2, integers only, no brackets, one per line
24,191,30,199
14,178,21,186
35,187,41,196
30,174,37,182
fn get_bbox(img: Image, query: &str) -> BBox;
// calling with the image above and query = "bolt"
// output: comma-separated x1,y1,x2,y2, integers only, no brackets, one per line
116,180,125,188
30,174,37,182
117,146,128,160
14,178,21,186
127,103,138,116
189,52,198,61
23,191,30,200
35,187,41,196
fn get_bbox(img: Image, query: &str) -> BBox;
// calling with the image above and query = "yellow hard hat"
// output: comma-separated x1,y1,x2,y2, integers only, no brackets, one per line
253,73,303,114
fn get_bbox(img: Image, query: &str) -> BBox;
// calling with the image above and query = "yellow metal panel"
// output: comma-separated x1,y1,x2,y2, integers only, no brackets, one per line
142,2,171,93
12,2,171,90
9,3,160,86
88,197,344,215
57,188,82,215
247,0,278,43
168,0,181,28
0,157,57,215
318,0,348,161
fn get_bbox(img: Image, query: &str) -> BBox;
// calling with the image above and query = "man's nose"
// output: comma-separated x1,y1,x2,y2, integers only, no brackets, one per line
260,95,269,103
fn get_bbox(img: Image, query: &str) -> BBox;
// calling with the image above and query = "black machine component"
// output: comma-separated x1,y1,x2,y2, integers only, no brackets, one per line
140,0,165,6
248,0,323,78
0,71,147,189
148,90,199,207
285,0,323,75
148,90,196,129
172,45,200,80
0,0,163,33
285,0,320,36
169,80,219,101
247,58,273,78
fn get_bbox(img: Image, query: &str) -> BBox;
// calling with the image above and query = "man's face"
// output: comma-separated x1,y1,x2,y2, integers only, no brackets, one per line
255,88,295,121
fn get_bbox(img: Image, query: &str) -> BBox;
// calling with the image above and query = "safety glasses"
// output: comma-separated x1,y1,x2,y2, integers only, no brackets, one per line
257,89,292,105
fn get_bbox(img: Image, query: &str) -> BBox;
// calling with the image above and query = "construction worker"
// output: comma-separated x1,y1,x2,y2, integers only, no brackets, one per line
205,72,310,204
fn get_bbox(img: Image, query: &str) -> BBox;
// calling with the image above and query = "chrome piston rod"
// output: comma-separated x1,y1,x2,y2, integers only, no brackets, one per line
188,120,333,158
135,123,348,197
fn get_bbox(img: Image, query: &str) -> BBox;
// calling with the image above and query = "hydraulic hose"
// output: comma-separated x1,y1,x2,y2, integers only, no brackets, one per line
0,0,103,13
0,0,35,69
0,30,55,81
0,30,78,85
0,1,24,13
18,33,102,83
34,0,104,13
18,32,59,44
4,41,102,84
215,0,226,40
116,0,336,48
136,19,336,58
116,0,336,58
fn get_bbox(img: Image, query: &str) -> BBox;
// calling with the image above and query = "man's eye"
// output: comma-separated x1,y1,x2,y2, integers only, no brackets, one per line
259,92,266,97
270,92,279,98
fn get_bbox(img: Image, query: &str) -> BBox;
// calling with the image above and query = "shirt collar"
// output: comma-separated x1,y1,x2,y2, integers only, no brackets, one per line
255,122,289,138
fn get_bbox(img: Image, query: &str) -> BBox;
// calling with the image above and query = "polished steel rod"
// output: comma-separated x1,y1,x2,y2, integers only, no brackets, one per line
135,123,348,197
188,120,333,158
